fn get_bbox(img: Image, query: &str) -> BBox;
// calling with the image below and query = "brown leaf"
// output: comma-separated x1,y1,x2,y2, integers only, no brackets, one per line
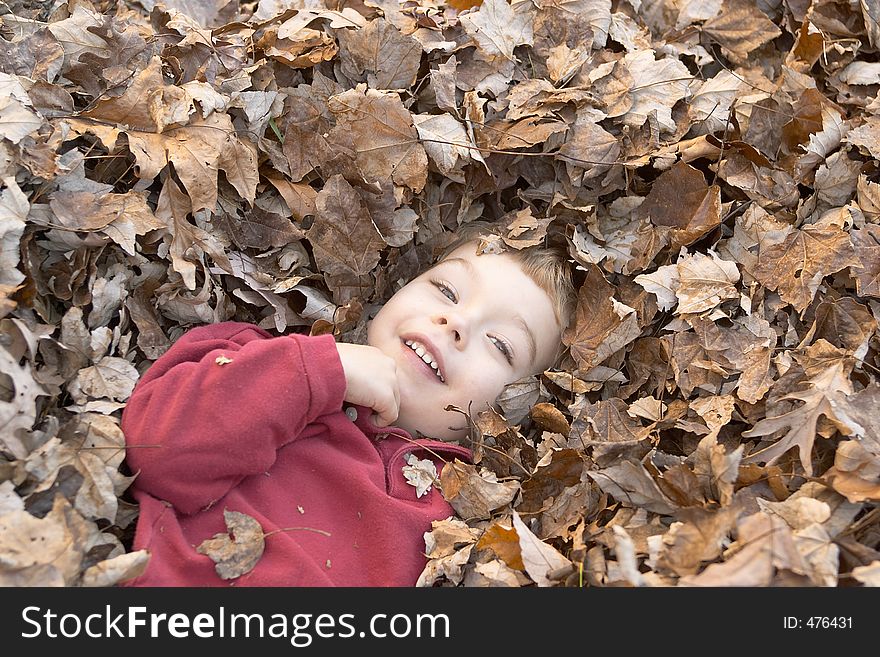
655,507,738,577
307,174,386,300
852,224,880,297
218,206,303,250
196,509,265,580
702,0,782,60
753,220,859,312
806,296,876,356
0,27,64,83
742,341,864,476
438,459,520,520
587,460,678,515
476,520,525,571
338,18,422,91
327,85,428,193
563,265,641,370
529,403,570,435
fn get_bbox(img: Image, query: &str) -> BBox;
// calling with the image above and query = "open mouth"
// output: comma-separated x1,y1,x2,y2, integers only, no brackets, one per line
404,339,445,383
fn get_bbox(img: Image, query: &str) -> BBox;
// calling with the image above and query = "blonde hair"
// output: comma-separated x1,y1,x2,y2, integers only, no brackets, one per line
434,221,576,335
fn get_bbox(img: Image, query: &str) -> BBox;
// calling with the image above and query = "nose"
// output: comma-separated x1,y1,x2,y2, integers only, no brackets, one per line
435,313,467,346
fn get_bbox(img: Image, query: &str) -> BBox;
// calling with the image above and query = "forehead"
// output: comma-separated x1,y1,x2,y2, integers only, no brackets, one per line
431,246,561,332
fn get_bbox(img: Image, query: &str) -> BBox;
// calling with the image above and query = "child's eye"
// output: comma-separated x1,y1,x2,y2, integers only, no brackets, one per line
431,279,458,303
490,336,514,365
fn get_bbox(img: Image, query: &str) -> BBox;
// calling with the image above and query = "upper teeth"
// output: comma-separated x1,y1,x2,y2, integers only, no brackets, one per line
405,340,444,382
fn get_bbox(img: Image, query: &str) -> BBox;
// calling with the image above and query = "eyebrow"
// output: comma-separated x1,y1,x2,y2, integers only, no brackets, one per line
441,257,538,367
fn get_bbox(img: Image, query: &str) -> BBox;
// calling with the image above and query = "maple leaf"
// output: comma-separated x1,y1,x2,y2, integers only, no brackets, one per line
196,509,265,580
742,341,866,476
752,219,859,312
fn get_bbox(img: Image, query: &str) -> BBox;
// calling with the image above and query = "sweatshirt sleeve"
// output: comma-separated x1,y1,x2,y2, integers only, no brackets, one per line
121,321,346,515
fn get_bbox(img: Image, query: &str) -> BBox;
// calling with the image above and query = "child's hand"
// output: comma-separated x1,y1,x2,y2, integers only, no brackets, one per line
335,343,400,427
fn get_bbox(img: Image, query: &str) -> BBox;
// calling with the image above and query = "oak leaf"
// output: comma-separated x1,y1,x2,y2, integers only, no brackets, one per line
742,341,865,476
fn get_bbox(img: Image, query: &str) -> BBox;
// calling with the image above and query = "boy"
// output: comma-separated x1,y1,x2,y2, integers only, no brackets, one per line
120,227,575,586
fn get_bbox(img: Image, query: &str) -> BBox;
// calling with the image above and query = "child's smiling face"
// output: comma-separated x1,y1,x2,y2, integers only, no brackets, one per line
367,244,563,441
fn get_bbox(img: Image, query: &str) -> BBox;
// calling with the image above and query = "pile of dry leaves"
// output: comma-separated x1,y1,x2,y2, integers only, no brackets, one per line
1,0,879,587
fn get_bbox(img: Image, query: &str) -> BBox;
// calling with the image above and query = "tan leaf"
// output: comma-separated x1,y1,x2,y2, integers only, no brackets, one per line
402,453,438,498
438,459,520,520
412,112,485,180
0,79,42,144
45,5,111,67
680,512,805,586
0,496,90,586
607,525,643,586
423,517,480,559
469,559,529,587
155,174,232,290
196,509,265,580
460,0,534,59
415,543,473,587
0,344,49,459
265,175,318,222
0,173,28,290
852,561,880,586
81,550,150,587
511,510,570,587
82,55,191,133
688,69,743,134
615,49,692,133
822,384,880,502
68,356,140,403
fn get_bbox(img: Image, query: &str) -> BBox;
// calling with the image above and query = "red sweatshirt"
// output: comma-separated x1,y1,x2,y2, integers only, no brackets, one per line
121,321,471,586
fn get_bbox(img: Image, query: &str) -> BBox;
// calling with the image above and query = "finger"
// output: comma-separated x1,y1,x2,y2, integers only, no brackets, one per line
372,390,399,427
